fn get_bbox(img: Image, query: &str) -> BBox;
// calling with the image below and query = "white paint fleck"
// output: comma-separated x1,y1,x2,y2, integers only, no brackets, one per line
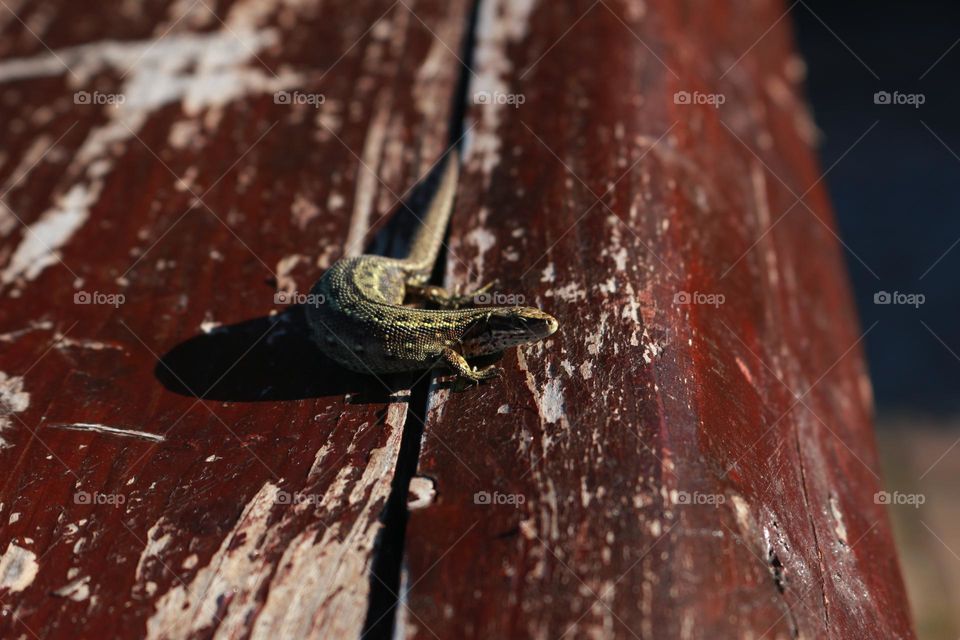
540,263,555,283
200,313,222,334
168,119,201,149
8,512,20,524
540,377,564,424
641,328,662,364
0,320,54,342
0,372,29,448
407,477,436,511
544,282,586,303
465,226,496,275
55,334,126,352
579,361,593,380
736,356,754,386
830,494,848,545
611,246,628,271
291,193,320,230
751,162,779,288
48,422,165,442
730,494,754,536
327,192,345,211
134,517,175,588
54,575,91,601
1,184,92,287
0,543,38,592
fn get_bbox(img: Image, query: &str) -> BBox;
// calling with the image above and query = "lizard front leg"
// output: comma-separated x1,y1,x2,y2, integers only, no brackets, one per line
441,347,500,383
406,282,495,309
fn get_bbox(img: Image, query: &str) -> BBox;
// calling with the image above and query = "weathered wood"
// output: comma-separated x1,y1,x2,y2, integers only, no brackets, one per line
0,1,915,639
0,0,469,637
401,1,914,639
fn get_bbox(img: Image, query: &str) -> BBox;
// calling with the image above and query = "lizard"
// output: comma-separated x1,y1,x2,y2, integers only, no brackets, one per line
305,150,558,382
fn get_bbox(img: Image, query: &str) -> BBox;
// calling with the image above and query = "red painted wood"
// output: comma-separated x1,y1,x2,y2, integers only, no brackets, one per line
0,0,469,637
401,1,914,639
0,1,914,639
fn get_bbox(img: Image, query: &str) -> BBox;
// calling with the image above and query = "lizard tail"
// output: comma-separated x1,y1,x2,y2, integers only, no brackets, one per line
404,149,460,279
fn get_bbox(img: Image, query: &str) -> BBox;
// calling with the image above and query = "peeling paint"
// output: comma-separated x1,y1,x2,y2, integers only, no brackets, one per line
55,334,127,352
250,403,406,639
829,494,848,545
0,320,54,342
48,422,165,442
0,543,38,593
0,371,29,448
141,403,405,638
544,282,587,303
465,226,496,275
465,0,538,181
291,193,320,230
0,24,301,290
407,476,437,510
516,349,568,432
54,575,91,601
146,483,282,637
1,184,92,286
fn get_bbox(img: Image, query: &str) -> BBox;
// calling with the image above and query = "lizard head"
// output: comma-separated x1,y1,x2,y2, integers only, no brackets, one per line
460,307,559,356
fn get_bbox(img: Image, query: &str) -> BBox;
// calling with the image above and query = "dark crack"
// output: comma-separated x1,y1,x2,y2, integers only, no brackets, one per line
360,1,481,637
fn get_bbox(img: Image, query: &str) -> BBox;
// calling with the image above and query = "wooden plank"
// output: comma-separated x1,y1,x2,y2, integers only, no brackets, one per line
401,1,914,638
0,0,469,637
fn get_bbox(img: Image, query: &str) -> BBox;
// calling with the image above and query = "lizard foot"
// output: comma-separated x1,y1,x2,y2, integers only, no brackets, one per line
441,347,501,385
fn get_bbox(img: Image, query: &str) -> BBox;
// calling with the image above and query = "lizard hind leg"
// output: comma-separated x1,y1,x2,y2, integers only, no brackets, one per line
407,281,497,309
441,347,500,384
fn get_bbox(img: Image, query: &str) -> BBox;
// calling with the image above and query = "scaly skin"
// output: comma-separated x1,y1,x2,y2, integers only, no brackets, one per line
305,151,558,381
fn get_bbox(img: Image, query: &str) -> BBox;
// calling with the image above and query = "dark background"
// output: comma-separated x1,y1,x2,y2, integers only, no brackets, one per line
794,0,959,416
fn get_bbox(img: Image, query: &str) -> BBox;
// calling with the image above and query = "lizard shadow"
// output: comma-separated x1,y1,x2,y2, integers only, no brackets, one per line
155,305,412,404
154,154,459,405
